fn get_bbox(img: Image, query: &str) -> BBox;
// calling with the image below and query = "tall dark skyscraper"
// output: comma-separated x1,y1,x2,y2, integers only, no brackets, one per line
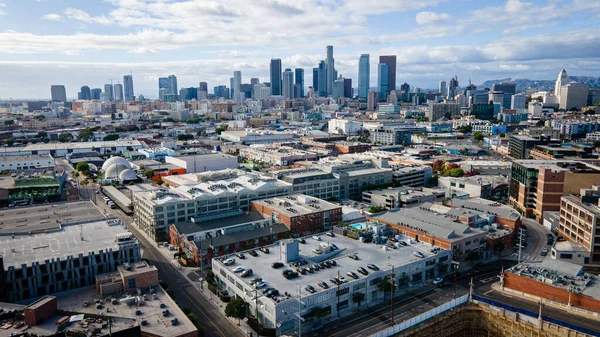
312,68,319,93
377,63,389,101
91,88,102,100
104,84,114,101
123,75,134,102
492,82,516,109
400,82,410,93
318,61,327,97
158,77,169,98
379,55,397,94
50,85,67,102
80,86,91,100
114,84,124,101
168,75,178,96
282,68,294,99
199,82,208,92
270,58,282,96
344,78,352,98
295,68,304,98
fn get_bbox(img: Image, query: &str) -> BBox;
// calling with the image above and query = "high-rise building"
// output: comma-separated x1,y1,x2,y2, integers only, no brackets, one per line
447,76,459,98
282,68,294,99
80,86,91,100
158,77,169,98
326,45,335,96
333,75,345,99
344,78,352,98
439,81,447,96
560,82,589,110
230,77,234,97
270,58,282,96
367,90,377,111
379,55,396,94
91,88,102,100
318,60,327,97
312,68,319,93
377,63,389,101
104,84,114,101
50,85,67,102
555,69,569,98
179,87,198,101
492,82,516,109
233,71,242,94
123,75,134,102
114,84,124,101
214,85,226,98
168,75,178,96
199,82,208,92
400,82,410,93
511,93,526,110
295,68,304,98
250,78,259,86
358,54,370,101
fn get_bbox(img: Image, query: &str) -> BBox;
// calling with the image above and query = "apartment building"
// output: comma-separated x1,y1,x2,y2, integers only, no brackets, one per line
557,187,600,264
509,160,600,222
239,146,317,166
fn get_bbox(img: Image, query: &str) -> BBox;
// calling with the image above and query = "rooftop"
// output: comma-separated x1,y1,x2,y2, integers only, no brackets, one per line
0,154,53,162
0,218,134,268
22,140,143,151
214,232,444,303
251,194,341,217
174,211,267,235
0,201,104,235
449,197,521,221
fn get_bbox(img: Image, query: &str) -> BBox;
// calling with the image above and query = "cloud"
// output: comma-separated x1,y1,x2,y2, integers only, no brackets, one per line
0,2,6,16
41,13,62,21
415,11,450,25
64,8,112,25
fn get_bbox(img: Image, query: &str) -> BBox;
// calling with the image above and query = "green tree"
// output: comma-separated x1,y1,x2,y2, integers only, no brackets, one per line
4,138,14,146
473,131,484,142
447,168,465,177
4,120,14,125
77,128,94,142
535,120,545,127
114,126,127,133
58,132,73,143
205,269,216,286
103,134,119,141
224,298,249,325
156,179,164,185
144,169,155,179
308,306,329,322
177,134,194,141
352,292,365,309
368,205,385,213
75,162,89,173
215,125,229,135
37,131,48,138
34,114,46,121
378,278,393,293
458,125,472,133
185,118,201,124
417,117,429,122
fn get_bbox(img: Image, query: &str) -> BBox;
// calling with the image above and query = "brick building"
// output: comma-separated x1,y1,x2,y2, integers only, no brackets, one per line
333,142,372,154
557,187,600,264
250,194,342,234
24,296,57,326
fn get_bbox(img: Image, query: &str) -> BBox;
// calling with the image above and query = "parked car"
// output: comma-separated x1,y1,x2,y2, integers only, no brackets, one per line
347,271,359,279
330,277,340,285
223,258,235,266
233,266,245,273
328,260,337,266
248,250,258,257
271,262,284,269
265,289,279,298
367,264,379,271
305,285,316,293
540,248,549,256
312,248,323,255
399,241,408,246
312,235,321,241
260,247,270,253
250,277,262,285
413,251,425,258
338,276,348,283
298,238,306,244
241,269,253,277
317,281,329,289
432,277,444,285
357,267,369,275
256,282,267,289
325,232,335,237
236,253,246,259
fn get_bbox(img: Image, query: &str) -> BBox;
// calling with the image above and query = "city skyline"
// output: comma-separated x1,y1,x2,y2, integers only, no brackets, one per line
1,0,600,99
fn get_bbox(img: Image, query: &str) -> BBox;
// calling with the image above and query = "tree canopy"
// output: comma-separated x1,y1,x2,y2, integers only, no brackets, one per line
224,298,249,324
58,133,73,143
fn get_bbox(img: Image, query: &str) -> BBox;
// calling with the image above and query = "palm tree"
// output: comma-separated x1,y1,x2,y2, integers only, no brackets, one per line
352,292,365,309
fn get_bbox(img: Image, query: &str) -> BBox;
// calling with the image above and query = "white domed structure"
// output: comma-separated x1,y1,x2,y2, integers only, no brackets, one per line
105,163,129,180
119,169,138,182
102,156,131,171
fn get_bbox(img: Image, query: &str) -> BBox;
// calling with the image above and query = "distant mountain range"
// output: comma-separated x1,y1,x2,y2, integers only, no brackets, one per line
480,76,600,92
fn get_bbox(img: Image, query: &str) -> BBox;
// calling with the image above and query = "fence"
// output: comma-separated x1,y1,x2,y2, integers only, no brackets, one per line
472,295,600,337
369,294,469,337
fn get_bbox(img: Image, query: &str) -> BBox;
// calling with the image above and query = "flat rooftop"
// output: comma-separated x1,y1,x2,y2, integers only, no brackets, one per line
215,233,443,303
21,140,143,151
251,194,340,217
0,218,131,268
0,201,104,235
174,211,266,235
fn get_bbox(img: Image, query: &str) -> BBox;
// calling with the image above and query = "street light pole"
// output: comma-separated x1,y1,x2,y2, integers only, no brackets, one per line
391,265,395,325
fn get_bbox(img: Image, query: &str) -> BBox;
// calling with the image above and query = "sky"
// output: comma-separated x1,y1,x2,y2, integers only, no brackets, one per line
0,0,600,100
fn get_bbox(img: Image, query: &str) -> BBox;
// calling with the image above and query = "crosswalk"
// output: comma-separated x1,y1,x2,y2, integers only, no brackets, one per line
507,252,544,263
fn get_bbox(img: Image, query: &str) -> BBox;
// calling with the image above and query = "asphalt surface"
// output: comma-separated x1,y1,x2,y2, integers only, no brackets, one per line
94,195,244,337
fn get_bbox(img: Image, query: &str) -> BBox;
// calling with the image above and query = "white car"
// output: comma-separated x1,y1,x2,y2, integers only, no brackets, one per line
413,251,425,258
223,258,235,266
233,266,245,273
432,277,444,285
256,282,267,288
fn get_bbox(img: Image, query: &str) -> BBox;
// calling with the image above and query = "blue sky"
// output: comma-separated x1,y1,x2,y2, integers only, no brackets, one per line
0,0,599,99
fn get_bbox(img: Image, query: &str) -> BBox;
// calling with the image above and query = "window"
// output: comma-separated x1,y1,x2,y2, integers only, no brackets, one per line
560,253,573,259
459,184,465,189
337,299,349,310
128,278,136,289
336,287,349,296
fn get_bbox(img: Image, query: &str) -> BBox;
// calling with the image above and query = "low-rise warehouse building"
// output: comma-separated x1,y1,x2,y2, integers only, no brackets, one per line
213,233,451,335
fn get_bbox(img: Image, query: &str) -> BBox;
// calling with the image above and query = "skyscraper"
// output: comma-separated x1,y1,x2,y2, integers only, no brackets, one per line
447,76,459,98
295,68,304,98
199,82,208,92
400,82,410,93
439,81,447,96
270,58,282,96
104,84,114,101
91,88,102,100
114,84,124,101
312,68,319,93
158,77,169,97
358,54,370,101
560,82,589,110
555,69,569,105
326,45,335,96
379,55,396,94
377,63,389,101
80,86,91,100
282,68,294,99
233,71,242,94
123,75,134,102
344,78,352,98
317,60,327,97
492,82,516,109
250,78,259,86
50,85,67,102
333,75,344,100
168,75,178,96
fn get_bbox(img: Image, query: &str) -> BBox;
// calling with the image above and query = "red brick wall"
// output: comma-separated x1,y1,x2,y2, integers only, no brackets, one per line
504,272,600,311
24,297,57,326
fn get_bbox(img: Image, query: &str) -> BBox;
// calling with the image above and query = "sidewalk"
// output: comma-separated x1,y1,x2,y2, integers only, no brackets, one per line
128,221,260,337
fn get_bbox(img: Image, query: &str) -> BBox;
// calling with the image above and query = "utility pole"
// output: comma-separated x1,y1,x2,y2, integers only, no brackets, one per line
518,228,525,264
391,265,395,325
